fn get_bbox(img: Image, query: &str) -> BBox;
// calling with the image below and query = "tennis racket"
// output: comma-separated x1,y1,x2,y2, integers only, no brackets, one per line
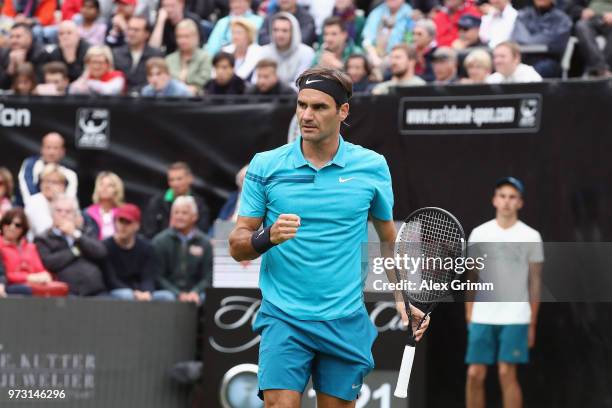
393,207,466,398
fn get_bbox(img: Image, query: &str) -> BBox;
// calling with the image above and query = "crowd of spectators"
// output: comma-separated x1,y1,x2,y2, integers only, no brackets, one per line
0,132,213,302
1,0,610,98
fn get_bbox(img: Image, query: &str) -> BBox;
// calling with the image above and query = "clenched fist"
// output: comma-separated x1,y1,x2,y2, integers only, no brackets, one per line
270,214,300,244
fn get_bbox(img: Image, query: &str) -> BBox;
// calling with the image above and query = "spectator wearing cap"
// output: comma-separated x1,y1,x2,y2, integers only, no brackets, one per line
344,54,377,93
257,13,315,87
165,19,211,95
142,161,211,239
412,18,437,82
206,0,263,57
149,0,204,54
49,20,90,82
142,56,192,96
104,203,175,301
113,15,164,93
461,48,493,83
479,0,517,48
203,51,248,95
245,58,295,95
569,0,612,77
152,196,213,305
74,0,108,46
432,0,480,47
35,62,70,95
69,45,126,94
432,46,459,83
105,0,136,48
510,0,572,78
313,16,363,70
453,14,485,49
362,0,414,77
0,23,50,89
258,0,317,46
487,41,542,83
18,132,78,207
372,44,425,94
465,176,543,408
35,194,107,296
221,18,263,80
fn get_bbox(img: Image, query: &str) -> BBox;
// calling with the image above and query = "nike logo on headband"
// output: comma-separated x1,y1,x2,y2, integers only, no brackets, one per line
305,78,323,85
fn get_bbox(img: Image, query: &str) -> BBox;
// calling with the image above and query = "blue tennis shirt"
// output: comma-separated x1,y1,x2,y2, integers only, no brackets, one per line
239,135,394,320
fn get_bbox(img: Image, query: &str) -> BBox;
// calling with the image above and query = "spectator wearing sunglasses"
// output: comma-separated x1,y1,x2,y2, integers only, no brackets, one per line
0,208,52,296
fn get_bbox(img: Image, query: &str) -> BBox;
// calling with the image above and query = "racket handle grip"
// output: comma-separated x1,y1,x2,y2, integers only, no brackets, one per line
393,345,416,399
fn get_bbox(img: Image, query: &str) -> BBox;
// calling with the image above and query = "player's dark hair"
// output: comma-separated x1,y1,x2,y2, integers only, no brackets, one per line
296,67,352,109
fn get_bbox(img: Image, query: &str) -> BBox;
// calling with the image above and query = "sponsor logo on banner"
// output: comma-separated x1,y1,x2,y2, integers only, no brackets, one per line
0,344,96,399
399,94,542,134
75,108,110,149
0,104,31,127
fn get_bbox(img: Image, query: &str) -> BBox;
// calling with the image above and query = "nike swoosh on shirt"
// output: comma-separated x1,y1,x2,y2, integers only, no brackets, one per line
339,177,354,183
351,384,361,389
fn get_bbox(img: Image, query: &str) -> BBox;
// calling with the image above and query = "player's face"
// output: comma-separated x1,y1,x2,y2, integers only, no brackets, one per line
492,185,523,217
297,89,348,143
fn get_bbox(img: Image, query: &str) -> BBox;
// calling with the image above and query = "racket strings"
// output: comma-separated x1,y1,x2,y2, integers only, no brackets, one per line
396,210,463,303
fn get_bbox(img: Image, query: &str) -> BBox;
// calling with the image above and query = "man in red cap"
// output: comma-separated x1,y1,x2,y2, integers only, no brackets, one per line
103,203,174,301
105,0,136,48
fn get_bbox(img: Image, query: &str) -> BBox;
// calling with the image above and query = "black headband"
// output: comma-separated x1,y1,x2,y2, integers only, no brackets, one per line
298,75,349,106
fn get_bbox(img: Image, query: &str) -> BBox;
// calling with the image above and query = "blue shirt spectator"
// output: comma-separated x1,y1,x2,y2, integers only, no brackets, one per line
206,0,264,56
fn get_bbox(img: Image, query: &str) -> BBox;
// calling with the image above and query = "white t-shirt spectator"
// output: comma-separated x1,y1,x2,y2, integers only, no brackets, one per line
480,4,518,48
468,219,544,325
486,63,542,83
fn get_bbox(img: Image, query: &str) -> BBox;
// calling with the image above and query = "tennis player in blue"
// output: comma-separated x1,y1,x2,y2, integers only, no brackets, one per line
229,67,430,408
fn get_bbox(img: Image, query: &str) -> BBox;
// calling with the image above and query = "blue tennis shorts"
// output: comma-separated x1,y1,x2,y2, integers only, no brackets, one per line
465,323,529,365
253,300,378,401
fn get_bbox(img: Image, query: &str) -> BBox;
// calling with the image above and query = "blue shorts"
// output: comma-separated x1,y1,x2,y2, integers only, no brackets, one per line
253,300,378,401
465,323,529,365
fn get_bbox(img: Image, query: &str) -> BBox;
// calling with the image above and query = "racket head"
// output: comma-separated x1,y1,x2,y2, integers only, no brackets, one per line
395,207,467,307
